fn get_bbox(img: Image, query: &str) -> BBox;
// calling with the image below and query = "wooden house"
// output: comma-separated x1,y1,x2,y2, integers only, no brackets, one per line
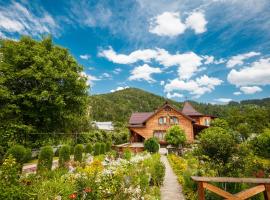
128,101,214,144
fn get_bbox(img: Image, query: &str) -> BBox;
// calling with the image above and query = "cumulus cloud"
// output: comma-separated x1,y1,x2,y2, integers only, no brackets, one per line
166,92,183,99
100,47,203,80
214,98,232,104
164,75,223,98
227,58,270,86
80,54,91,60
128,64,162,83
160,80,165,86
240,86,262,94
233,91,242,96
113,68,122,74
0,2,59,37
110,86,129,93
226,52,261,68
185,11,207,34
100,72,112,79
149,11,207,37
203,55,226,65
79,72,100,85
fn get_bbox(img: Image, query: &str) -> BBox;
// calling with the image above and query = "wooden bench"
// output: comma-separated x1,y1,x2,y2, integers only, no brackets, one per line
191,176,270,200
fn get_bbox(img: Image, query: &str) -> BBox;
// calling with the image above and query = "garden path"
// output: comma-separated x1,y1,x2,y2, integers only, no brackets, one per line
160,155,185,200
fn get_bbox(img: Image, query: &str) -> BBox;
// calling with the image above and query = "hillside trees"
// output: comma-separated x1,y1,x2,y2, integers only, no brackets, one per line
0,36,90,148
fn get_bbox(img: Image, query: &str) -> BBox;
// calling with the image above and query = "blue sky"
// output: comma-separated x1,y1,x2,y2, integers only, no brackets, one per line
1,0,270,103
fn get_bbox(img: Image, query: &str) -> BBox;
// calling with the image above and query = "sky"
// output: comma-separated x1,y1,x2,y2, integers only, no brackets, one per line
1,0,270,104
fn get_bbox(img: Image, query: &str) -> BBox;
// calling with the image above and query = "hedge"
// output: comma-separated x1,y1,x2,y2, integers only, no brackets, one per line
74,144,84,162
37,146,54,172
59,145,70,167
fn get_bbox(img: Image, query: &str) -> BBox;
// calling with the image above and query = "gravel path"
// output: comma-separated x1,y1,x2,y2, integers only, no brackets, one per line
160,155,185,200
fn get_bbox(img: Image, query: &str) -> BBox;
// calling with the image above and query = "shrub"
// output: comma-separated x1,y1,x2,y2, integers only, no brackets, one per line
24,148,32,163
59,145,70,167
37,146,54,172
144,138,159,153
165,125,187,147
74,144,84,162
123,148,132,160
251,129,270,158
198,127,236,163
85,143,93,154
5,145,26,165
94,143,101,156
100,143,106,154
211,118,230,130
70,145,74,155
105,142,111,152
0,146,5,164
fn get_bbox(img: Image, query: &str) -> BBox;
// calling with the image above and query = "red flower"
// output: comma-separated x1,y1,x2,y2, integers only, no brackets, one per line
69,193,77,199
84,187,92,193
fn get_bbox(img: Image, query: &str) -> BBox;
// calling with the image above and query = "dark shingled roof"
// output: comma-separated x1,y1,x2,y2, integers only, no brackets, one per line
129,112,154,124
182,102,203,116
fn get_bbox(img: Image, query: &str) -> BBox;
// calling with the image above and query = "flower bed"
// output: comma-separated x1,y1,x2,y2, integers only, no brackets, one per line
0,152,165,200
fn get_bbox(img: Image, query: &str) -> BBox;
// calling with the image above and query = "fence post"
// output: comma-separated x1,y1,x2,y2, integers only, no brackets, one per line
198,181,205,200
264,184,270,200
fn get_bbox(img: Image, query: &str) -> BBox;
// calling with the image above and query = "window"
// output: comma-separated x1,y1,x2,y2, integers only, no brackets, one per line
204,118,210,126
158,117,167,125
170,116,179,124
153,131,166,141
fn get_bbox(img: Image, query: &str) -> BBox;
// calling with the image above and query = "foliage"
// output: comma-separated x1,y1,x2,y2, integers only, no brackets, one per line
85,143,93,154
94,143,101,156
210,118,230,130
74,144,84,162
123,148,132,160
197,127,236,163
144,138,159,153
5,145,27,165
0,146,4,164
105,142,111,152
165,125,187,147
251,129,270,158
24,148,32,163
0,36,90,148
37,146,53,172
100,143,106,154
59,145,70,167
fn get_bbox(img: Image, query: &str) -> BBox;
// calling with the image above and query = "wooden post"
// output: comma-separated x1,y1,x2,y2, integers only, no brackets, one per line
264,184,270,200
198,181,205,200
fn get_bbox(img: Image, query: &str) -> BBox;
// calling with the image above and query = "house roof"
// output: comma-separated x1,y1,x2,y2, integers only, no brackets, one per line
182,102,203,116
128,102,195,125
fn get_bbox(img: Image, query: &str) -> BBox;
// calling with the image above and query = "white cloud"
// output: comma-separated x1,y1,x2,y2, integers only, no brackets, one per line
80,54,91,60
79,72,100,85
99,47,157,64
214,98,232,104
149,12,186,37
110,86,129,93
0,2,59,37
227,58,270,86
160,80,165,86
128,64,162,83
100,72,112,79
233,91,242,96
240,86,262,94
226,51,261,68
113,68,122,74
166,92,183,99
149,11,207,37
203,55,226,65
100,47,203,80
185,11,207,34
164,75,223,98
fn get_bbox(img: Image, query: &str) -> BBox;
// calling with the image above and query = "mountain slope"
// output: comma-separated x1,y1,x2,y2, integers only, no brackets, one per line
90,88,270,123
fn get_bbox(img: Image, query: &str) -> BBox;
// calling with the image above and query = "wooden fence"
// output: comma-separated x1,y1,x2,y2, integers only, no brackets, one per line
191,176,270,200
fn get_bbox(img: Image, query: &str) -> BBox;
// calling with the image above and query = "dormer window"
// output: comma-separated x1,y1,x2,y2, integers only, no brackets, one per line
170,116,179,124
158,117,167,125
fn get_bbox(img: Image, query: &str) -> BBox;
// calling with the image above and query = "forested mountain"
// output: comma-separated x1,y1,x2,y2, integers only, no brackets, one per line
90,88,270,126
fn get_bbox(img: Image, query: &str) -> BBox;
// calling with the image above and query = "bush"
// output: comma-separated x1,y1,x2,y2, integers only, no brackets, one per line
85,143,93,154
251,129,270,158
37,146,54,172
59,145,70,167
0,146,5,164
165,125,187,147
105,142,111,152
211,118,230,130
198,127,236,163
144,138,159,153
5,145,26,165
24,148,32,163
94,143,101,156
100,143,106,154
74,144,84,162
123,148,132,160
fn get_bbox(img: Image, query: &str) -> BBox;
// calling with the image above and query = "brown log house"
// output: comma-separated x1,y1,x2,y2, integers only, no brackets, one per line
128,101,214,144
